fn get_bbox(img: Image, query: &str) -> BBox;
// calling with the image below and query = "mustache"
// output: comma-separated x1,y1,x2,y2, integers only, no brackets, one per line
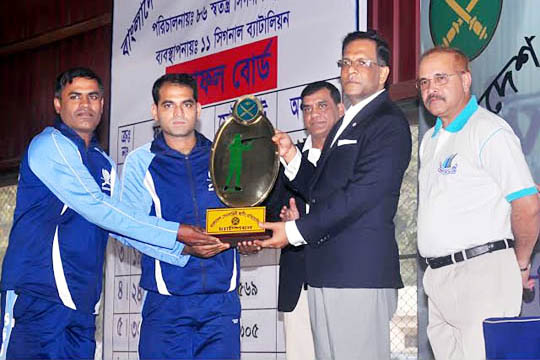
75,109,96,116
427,94,445,103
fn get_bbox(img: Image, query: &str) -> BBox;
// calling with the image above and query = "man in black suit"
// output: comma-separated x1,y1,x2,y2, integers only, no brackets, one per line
267,81,344,360
257,30,412,359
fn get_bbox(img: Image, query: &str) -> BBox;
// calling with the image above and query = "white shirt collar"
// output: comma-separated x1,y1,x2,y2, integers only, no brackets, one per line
300,135,322,165
301,135,313,153
345,89,385,120
331,89,385,147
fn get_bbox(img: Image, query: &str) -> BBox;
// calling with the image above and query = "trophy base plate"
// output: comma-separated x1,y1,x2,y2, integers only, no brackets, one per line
206,206,269,247
216,230,271,247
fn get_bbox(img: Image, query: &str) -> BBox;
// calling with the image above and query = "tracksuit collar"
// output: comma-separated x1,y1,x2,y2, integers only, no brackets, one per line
151,130,210,156
54,117,100,149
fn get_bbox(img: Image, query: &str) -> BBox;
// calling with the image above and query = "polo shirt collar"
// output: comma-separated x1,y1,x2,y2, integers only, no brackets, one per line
432,95,478,137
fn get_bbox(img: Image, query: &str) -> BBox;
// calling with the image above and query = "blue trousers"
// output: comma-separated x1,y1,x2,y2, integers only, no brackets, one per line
139,290,241,360
0,291,95,360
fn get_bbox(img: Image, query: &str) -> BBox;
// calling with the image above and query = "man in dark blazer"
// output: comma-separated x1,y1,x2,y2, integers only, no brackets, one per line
265,81,344,360
258,30,412,359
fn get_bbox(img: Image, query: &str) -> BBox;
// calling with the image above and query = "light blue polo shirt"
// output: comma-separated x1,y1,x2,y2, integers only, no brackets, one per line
418,96,537,257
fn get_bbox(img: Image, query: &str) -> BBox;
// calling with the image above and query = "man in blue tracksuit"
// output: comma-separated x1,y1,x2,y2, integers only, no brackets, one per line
117,73,240,359
0,68,221,359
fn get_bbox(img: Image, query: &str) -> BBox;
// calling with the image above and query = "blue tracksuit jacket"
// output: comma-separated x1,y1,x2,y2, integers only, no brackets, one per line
118,131,239,296
0,119,185,314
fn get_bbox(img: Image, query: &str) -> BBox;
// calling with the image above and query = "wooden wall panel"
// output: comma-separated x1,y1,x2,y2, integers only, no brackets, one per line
368,0,420,101
0,0,111,46
396,0,419,83
0,2,112,173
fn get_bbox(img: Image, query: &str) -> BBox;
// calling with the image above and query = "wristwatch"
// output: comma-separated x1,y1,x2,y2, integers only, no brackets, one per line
520,263,531,272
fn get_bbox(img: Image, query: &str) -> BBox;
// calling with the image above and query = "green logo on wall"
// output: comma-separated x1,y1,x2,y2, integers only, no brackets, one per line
430,0,503,60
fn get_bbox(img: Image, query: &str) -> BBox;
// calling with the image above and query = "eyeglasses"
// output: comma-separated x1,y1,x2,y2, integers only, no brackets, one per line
337,58,380,69
416,72,464,91
301,101,329,114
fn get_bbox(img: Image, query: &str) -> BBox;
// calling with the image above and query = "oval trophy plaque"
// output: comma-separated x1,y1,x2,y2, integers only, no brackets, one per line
208,95,279,245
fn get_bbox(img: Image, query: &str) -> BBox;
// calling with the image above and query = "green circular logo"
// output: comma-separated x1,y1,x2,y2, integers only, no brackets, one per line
429,0,503,60
235,98,259,123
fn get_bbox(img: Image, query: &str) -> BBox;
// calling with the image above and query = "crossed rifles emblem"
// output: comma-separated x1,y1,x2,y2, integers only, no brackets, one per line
236,100,258,122
443,0,488,46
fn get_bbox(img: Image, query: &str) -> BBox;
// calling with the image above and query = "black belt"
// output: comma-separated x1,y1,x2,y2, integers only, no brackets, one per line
426,239,514,269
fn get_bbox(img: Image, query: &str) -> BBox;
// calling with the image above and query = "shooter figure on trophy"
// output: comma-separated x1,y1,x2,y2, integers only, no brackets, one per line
224,134,253,192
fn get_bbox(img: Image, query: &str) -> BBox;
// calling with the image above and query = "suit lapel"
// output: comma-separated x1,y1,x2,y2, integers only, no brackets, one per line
308,91,389,190
319,117,342,160
309,116,343,186
341,91,389,138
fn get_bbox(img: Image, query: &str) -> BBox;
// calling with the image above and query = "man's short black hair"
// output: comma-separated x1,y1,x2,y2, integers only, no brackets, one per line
342,30,390,67
152,73,198,104
301,81,342,105
54,67,104,98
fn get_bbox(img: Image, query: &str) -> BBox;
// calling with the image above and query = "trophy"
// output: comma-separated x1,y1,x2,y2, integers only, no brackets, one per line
207,95,279,245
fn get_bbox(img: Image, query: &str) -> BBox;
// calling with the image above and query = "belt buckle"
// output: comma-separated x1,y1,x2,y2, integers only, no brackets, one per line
426,257,440,268
451,250,466,264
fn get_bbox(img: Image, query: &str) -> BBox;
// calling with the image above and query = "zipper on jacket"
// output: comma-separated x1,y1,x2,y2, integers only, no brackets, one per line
185,155,207,291
185,155,202,227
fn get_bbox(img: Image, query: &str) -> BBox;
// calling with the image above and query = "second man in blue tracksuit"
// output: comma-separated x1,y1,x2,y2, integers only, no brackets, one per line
117,73,241,359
